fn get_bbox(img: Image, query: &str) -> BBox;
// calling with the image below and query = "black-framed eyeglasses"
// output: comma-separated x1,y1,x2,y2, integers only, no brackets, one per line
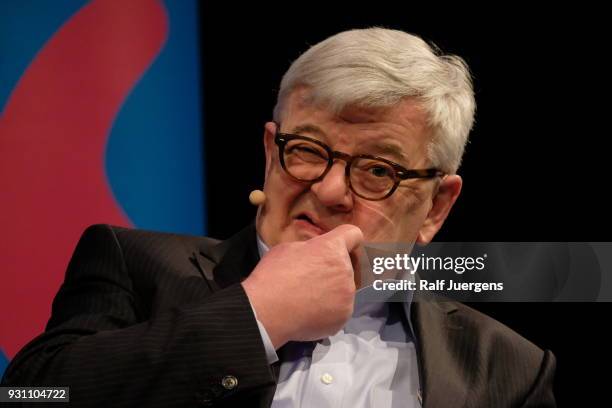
274,125,445,201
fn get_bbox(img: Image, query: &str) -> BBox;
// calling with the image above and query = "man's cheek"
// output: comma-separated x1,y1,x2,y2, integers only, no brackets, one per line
269,167,303,194
353,202,397,230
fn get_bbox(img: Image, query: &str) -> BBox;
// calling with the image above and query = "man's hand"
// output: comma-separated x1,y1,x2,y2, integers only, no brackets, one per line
241,224,364,349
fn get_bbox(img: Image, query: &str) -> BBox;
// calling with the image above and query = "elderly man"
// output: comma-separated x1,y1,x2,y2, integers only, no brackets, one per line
2,28,555,407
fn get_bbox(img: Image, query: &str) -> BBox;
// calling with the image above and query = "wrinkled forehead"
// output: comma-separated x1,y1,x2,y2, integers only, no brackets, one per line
281,87,429,130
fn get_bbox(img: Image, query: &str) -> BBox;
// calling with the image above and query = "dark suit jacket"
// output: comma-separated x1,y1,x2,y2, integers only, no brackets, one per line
2,224,556,407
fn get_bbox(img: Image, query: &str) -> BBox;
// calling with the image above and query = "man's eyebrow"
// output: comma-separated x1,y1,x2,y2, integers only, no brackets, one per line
289,124,409,163
290,124,327,138
367,143,409,164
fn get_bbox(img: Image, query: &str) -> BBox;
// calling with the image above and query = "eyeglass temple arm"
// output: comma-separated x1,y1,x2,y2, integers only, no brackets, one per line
397,169,446,179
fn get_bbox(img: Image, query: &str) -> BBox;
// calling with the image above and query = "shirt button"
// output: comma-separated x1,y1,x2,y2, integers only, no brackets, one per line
320,373,334,385
221,375,238,390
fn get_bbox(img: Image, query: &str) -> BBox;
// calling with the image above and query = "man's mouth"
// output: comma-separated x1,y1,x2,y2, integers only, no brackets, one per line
294,213,327,235
296,213,313,223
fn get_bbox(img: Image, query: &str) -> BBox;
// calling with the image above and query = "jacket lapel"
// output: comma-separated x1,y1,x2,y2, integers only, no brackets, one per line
412,291,469,408
193,223,261,290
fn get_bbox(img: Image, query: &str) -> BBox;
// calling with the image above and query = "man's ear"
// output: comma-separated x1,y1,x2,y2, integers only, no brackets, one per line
263,122,277,181
416,175,462,244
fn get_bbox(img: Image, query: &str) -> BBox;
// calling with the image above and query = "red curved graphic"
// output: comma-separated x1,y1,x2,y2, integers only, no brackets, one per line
0,0,168,357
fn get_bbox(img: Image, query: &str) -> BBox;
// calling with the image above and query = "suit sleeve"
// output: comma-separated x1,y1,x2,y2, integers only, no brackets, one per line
520,349,557,407
1,224,275,407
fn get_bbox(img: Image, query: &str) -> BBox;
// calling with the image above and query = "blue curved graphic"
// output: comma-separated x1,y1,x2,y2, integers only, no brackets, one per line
0,0,89,113
105,0,205,235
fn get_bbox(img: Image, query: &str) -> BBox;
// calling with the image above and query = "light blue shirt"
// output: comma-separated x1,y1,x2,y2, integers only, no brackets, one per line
252,235,422,408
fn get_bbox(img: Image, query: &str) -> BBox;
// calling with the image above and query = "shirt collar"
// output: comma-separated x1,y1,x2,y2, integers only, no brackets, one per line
256,233,269,258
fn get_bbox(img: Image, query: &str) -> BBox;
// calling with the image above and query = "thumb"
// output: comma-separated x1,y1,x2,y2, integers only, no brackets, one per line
321,224,364,253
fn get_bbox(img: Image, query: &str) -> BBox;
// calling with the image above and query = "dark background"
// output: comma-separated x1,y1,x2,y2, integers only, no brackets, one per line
199,4,608,405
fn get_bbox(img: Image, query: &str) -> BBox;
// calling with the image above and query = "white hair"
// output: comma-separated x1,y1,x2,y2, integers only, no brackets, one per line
273,28,476,174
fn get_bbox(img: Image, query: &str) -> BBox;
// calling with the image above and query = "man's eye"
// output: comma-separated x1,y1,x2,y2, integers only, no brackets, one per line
288,145,325,158
369,166,391,177
296,146,322,155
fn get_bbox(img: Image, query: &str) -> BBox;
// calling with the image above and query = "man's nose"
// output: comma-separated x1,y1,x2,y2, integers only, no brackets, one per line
310,161,353,210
